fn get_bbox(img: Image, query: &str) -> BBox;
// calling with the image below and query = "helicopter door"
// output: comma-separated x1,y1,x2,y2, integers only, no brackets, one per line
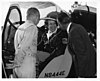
2,5,22,78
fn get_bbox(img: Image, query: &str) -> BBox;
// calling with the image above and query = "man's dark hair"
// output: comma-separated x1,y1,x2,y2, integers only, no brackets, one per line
58,12,71,24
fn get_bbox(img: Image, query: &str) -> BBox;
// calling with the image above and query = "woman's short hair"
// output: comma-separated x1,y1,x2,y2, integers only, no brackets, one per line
45,11,59,26
45,19,58,26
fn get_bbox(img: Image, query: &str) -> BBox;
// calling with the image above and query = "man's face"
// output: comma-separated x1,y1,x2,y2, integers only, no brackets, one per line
35,13,40,25
59,22,68,30
48,20,57,32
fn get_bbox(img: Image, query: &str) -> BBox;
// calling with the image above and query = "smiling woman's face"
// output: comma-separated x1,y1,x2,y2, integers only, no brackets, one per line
48,20,57,32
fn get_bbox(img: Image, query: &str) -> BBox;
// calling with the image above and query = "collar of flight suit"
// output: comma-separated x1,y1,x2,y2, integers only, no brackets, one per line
47,28,58,40
18,20,35,31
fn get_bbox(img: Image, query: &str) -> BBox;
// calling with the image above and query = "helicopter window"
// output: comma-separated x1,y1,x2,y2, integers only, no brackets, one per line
3,6,22,53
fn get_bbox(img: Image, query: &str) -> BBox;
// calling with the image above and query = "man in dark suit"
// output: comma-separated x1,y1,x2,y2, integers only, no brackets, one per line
58,12,96,78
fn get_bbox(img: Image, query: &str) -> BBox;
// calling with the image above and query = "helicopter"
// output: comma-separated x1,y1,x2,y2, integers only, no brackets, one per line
2,1,96,78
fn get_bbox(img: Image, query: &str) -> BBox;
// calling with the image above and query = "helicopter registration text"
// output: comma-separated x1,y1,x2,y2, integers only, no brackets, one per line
44,71,65,77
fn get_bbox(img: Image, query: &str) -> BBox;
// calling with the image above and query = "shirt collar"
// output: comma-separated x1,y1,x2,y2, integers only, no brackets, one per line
26,20,34,24
18,20,35,30
67,22,72,34
47,28,57,40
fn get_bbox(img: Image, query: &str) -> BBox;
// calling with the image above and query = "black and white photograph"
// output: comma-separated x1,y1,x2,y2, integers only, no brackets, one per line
1,0,98,79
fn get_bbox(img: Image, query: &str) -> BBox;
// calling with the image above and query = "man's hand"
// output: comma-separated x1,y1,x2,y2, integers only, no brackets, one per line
6,63,20,69
62,38,68,44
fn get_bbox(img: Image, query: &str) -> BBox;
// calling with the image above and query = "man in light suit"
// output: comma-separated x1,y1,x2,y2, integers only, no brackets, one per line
13,7,40,78
58,12,96,78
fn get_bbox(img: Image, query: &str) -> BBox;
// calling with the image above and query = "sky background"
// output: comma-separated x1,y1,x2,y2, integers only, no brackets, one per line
0,0,97,26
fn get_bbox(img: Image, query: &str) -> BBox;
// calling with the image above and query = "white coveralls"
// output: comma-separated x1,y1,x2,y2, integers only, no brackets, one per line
14,20,38,78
